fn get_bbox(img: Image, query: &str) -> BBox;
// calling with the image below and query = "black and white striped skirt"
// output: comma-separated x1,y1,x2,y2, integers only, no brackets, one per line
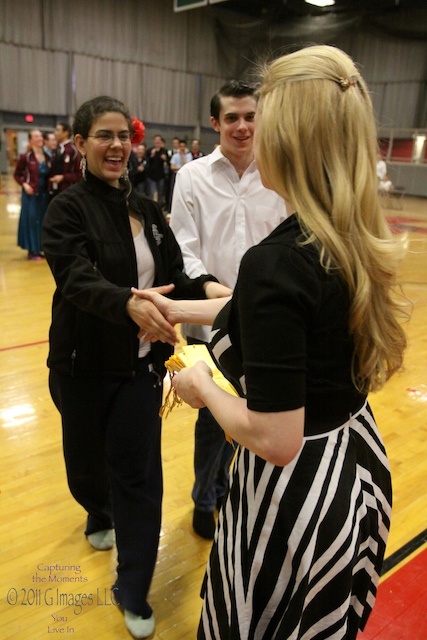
197,402,391,640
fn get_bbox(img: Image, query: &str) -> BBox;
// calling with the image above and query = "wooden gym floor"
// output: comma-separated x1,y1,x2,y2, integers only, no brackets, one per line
0,173,426,639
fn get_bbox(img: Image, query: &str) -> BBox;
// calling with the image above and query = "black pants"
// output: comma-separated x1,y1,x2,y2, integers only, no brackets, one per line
49,355,162,618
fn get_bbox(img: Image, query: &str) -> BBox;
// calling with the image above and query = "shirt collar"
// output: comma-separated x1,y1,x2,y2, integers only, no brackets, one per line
208,145,257,175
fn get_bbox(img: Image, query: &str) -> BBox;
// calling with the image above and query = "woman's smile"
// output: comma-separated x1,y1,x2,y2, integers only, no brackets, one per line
77,112,132,187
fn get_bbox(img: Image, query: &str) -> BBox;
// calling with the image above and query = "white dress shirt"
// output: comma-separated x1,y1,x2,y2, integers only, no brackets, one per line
170,145,287,341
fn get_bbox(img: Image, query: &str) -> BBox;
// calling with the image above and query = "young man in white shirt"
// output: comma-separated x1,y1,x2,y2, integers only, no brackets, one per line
170,81,287,539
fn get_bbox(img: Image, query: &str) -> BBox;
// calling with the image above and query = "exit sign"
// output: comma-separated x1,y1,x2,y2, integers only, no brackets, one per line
174,0,227,11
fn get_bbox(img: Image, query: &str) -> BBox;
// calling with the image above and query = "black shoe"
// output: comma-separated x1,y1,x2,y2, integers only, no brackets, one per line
193,509,215,540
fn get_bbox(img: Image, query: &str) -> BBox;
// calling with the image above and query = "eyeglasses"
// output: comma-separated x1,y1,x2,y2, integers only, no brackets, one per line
87,132,131,144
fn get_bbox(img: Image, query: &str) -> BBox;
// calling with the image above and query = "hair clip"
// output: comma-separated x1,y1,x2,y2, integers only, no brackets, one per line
338,76,358,92
131,117,145,144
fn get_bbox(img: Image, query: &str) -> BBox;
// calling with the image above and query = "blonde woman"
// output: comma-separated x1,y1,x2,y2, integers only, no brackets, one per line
135,45,407,639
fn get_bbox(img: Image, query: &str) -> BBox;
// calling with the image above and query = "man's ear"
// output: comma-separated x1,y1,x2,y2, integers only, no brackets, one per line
74,134,86,156
210,116,221,133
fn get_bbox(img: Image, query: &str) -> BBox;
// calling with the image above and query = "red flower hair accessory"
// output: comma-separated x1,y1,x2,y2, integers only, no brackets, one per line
131,117,145,144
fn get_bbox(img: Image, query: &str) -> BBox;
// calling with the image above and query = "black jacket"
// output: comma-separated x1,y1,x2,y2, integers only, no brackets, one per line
145,146,169,181
41,172,217,379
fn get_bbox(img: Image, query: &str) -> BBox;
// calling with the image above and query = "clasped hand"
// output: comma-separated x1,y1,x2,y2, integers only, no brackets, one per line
130,281,232,344
171,360,213,409
131,283,231,408
126,284,178,346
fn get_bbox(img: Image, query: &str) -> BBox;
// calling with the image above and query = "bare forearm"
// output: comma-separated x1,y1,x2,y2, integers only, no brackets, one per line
129,288,230,330
198,378,303,466
171,297,230,326
174,364,304,466
200,382,262,455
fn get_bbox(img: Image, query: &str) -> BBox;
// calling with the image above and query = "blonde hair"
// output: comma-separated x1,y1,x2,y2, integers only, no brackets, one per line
256,45,408,393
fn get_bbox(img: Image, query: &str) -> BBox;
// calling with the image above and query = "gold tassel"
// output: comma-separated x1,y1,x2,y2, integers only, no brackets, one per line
160,345,236,446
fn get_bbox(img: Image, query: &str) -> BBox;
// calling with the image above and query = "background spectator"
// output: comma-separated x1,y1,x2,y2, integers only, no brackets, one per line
145,134,169,210
129,143,147,194
14,129,51,260
49,122,81,198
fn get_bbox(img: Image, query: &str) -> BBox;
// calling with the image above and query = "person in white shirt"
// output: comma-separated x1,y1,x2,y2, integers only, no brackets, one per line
377,153,393,192
170,80,287,539
167,137,180,161
168,140,193,211
170,139,192,171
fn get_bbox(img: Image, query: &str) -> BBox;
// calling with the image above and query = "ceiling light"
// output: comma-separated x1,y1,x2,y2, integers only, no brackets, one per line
305,0,335,7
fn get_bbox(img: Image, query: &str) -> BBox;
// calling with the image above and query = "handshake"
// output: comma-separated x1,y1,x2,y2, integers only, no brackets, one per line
126,280,233,412
126,281,232,346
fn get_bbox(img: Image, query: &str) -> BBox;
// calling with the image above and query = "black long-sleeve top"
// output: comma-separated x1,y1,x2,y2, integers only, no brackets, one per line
41,171,217,379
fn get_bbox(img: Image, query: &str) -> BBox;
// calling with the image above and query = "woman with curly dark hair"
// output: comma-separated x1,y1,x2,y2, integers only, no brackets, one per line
42,96,228,639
